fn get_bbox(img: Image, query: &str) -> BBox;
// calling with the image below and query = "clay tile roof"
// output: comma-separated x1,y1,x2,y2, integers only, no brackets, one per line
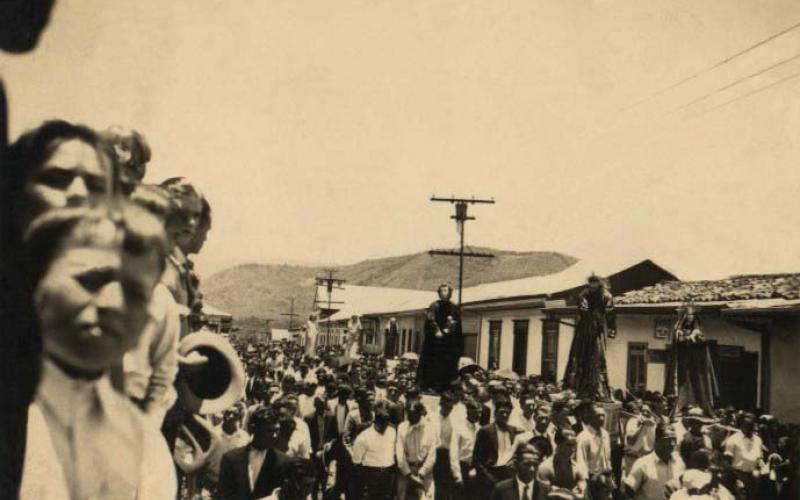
617,273,800,305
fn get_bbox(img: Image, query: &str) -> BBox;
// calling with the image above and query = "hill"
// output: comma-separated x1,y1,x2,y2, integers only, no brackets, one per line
203,248,576,327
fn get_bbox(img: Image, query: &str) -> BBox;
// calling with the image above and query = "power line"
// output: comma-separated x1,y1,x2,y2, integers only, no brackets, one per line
698,67,800,115
623,19,800,111
670,51,800,114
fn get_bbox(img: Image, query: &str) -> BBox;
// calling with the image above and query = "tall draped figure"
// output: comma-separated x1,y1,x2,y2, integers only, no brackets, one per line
418,285,462,393
665,305,719,417
563,276,615,402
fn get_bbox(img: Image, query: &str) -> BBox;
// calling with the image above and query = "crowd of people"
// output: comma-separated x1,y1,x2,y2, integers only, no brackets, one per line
188,336,799,500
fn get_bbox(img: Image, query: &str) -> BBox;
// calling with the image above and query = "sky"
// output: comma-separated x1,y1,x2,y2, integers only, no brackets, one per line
2,0,800,280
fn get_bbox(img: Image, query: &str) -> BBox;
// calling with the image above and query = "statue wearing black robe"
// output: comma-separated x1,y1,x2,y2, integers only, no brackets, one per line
418,297,462,393
665,313,719,417
563,284,615,401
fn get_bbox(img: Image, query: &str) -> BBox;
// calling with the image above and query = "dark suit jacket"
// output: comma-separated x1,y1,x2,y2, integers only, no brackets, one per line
490,477,545,500
217,446,292,500
304,412,338,453
473,423,520,484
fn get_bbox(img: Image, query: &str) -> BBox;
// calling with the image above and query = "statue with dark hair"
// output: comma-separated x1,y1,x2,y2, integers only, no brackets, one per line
563,275,615,401
418,284,462,393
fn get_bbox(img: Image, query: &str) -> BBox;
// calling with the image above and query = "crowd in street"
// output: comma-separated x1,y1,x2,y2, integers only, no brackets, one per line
186,338,800,500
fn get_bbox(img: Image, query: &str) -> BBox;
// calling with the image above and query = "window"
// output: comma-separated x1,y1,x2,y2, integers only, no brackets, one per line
627,342,648,396
541,318,559,383
488,320,502,370
512,320,529,375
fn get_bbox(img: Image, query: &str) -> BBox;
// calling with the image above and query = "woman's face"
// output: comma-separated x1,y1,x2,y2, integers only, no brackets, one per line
23,139,110,224
175,195,202,253
35,242,160,373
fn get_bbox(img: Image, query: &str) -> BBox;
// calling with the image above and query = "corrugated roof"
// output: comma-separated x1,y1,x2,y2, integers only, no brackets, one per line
317,257,673,320
316,284,437,321
618,273,800,305
460,256,669,304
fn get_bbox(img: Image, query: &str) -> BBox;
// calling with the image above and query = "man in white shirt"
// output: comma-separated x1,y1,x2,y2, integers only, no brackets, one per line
396,401,437,499
723,413,764,500
624,403,657,475
514,406,557,458
577,405,614,499
123,281,180,427
450,398,483,500
624,423,684,500
352,402,397,499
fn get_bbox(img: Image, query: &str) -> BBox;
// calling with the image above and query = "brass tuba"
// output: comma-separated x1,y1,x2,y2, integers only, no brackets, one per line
177,329,245,414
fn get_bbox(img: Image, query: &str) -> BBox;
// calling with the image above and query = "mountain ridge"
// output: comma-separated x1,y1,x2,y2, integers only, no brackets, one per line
203,248,577,327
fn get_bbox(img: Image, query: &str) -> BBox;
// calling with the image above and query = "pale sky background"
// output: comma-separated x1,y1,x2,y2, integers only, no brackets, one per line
2,0,800,280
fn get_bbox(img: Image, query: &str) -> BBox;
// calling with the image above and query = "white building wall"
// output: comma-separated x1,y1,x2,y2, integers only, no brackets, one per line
477,308,545,375
589,314,761,401
479,309,763,404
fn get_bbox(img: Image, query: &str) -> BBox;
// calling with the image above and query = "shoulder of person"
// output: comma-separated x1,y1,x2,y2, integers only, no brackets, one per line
493,477,516,493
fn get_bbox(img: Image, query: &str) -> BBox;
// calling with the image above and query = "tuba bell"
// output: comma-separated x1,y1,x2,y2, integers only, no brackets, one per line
177,329,245,414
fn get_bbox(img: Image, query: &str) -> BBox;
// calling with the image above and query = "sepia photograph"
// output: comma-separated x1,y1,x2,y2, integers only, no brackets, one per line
1,1,799,499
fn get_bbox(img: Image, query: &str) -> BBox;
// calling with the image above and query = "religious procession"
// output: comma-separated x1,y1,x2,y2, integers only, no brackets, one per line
2,2,800,500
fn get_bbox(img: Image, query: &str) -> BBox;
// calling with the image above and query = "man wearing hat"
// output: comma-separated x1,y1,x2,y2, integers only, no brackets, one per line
678,407,713,467
623,423,684,500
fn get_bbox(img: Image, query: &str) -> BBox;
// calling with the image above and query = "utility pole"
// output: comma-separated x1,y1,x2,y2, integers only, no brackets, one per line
429,195,495,306
280,297,300,331
314,269,346,345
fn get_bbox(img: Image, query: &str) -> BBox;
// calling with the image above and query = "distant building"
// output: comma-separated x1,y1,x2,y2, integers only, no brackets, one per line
315,284,436,352
270,328,294,342
204,303,233,333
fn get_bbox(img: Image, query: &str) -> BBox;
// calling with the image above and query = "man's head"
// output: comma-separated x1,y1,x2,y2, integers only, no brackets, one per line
554,427,578,457
741,413,756,436
313,396,326,415
520,395,536,419
439,391,455,417
407,400,425,425
513,444,542,484
535,407,551,433
437,284,452,301
494,396,513,427
654,424,677,462
337,384,352,403
27,203,167,375
588,405,606,430
249,406,281,450
374,401,391,434
386,384,399,402
587,274,602,291
222,409,241,434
